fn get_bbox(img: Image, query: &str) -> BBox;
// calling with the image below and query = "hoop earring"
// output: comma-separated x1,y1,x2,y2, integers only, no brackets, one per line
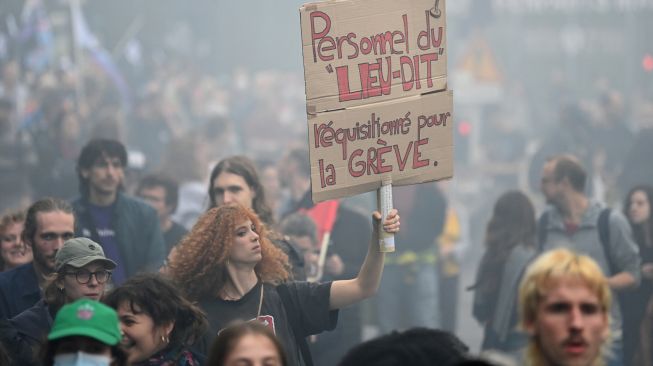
161,335,170,344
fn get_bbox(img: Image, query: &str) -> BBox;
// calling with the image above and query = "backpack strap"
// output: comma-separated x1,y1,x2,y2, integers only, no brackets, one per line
539,208,615,274
276,284,314,366
537,212,550,252
597,208,614,275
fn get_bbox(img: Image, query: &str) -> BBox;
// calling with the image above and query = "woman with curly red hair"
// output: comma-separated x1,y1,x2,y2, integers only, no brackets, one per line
167,203,399,366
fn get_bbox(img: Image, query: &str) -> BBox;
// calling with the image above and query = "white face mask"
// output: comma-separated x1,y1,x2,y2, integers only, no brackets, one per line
53,352,111,366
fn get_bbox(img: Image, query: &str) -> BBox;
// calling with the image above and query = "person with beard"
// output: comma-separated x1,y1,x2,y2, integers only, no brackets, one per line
72,139,165,285
538,155,640,366
0,198,75,318
519,248,611,366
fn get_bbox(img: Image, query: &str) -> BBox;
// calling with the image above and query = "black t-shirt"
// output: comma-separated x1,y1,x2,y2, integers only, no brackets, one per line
199,281,338,366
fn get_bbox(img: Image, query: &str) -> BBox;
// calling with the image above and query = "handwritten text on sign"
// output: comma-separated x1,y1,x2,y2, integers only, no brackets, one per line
301,0,447,113
308,91,454,202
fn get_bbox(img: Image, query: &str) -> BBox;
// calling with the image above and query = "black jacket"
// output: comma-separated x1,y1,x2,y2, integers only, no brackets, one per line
72,192,165,278
0,263,40,319
4,299,54,366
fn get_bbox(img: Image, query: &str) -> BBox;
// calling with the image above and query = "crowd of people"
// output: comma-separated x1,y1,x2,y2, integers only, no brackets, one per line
1,4,653,366
0,137,401,366
1,136,652,366
472,155,653,365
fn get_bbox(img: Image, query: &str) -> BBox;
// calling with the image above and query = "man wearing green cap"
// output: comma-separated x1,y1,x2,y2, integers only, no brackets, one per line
6,238,117,365
44,298,125,365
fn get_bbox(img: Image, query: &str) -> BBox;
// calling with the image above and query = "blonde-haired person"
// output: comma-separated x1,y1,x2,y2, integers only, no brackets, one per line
0,209,31,272
519,248,612,366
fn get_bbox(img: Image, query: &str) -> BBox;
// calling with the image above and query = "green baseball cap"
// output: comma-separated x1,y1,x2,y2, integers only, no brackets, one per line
55,237,116,272
48,298,122,345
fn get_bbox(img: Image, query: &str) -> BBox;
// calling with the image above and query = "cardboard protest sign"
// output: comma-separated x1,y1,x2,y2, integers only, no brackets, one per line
300,0,453,203
300,0,447,113
308,90,453,202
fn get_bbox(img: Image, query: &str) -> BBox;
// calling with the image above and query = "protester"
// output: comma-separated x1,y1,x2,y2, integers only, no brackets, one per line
207,155,305,280
73,139,165,284
167,203,399,366
527,104,596,196
278,147,372,365
136,174,188,255
377,183,447,333
0,209,31,272
472,190,537,356
539,154,640,365
256,158,287,222
337,327,470,366
208,155,275,224
621,185,653,365
519,248,611,366
0,197,75,318
42,298,126,366
103,273,208,365
280,212,320,279
206,321,288,366
8,237,116,365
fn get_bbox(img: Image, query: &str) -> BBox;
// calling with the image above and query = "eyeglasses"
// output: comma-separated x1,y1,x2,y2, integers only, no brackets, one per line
39,232,75,242
64,269,112,284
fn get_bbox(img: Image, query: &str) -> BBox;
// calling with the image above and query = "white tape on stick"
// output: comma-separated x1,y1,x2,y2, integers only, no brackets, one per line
377,183,395,253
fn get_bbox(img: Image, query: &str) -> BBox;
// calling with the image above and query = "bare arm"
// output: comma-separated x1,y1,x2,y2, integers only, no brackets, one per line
329,209,400,310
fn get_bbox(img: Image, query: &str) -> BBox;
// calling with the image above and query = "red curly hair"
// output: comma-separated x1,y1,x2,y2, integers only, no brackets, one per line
168,204,290,301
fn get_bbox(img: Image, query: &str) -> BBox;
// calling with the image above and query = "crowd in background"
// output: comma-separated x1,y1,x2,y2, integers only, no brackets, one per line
1,1,653,365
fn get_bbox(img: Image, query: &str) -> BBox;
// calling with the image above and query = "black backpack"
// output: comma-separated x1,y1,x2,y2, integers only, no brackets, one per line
537,208,615,274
